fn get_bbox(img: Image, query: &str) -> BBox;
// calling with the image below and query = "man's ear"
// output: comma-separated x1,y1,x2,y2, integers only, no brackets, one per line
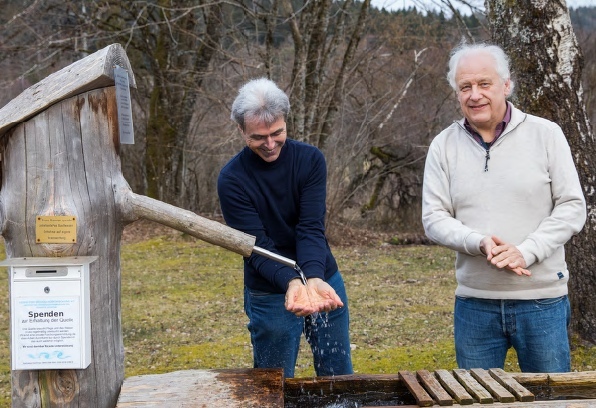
504,78,512,96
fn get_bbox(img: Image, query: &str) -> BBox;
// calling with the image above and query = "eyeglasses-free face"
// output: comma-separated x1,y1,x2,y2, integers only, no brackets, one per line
455,52,511,139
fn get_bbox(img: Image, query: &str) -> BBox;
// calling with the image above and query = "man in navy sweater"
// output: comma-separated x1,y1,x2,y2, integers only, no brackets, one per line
217,78,353,378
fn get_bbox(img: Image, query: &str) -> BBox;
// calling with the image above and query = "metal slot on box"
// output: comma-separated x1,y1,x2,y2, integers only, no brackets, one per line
26,267,68,277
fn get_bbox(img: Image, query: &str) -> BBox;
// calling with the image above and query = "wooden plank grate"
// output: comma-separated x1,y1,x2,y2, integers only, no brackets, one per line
401,368,535,406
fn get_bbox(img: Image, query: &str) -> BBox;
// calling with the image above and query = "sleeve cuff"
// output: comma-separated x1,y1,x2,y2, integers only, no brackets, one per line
464,232,485,255
517,242,538,268
274,266,303,291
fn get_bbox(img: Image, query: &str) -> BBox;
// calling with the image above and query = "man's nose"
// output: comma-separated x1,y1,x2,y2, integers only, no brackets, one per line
264,136,276,149
470,85,482,99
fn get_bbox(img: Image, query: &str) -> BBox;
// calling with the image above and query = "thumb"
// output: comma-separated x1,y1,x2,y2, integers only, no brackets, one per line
491,235,505,245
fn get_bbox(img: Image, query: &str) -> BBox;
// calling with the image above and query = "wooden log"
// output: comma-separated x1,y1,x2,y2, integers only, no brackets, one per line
452,369,493,404
117,368,284,407
0,83,255,408
398,371,434,407
0,43,136,136
489,368,535,402
1,86,129,407
121,192,255,257
435,369,474,405
470,368,515,403
513,371,596,400
547,371,596,399
0,43,263,407
416,369,453,406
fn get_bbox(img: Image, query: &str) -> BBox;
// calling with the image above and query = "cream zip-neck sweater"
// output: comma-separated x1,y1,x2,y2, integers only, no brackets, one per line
422,104,586,299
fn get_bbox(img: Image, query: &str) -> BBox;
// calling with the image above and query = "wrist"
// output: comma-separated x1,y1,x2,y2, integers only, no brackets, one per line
287,277,302,290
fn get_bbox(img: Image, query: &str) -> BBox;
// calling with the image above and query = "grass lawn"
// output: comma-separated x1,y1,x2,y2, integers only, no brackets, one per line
0,223,593,406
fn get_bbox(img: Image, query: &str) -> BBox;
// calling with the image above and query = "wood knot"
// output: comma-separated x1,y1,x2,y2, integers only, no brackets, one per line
49,369,78,402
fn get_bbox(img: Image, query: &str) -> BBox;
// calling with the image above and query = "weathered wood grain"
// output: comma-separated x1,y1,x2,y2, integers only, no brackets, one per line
513,371,596,400
1,86,128,407
0,43,136,136
435,369,474,405
453,368,493,404
416,369,453,406
470,368,515,403
286,370,596,407
489,368,535,402
285,373,407,394
117,369,284,407
122,192,255,257
399,370,434,407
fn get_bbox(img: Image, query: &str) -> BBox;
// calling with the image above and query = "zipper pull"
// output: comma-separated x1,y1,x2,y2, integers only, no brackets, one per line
484,149,490,172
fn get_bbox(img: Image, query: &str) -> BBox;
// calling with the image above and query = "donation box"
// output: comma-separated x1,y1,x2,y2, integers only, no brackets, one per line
1,256,97,370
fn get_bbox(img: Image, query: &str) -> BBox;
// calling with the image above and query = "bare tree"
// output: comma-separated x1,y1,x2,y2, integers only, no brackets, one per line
487,0,596,344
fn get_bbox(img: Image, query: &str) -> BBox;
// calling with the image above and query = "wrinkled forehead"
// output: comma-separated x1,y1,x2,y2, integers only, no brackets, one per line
456,52,499,79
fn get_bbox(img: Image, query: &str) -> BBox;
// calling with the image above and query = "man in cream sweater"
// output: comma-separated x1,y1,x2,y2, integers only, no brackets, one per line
422,43,586,372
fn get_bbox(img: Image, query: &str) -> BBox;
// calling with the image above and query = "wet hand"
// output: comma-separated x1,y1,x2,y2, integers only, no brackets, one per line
306,278,344,312
285,279,318,316
284,278,343,317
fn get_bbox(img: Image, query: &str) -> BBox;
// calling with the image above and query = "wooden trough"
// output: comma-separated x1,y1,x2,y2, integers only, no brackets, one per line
116,368,596,407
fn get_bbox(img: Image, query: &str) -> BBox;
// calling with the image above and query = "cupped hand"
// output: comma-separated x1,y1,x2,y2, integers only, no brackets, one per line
285,278,343,317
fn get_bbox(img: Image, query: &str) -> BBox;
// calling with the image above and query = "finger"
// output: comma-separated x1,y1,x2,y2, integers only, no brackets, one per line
509,266,531,276
491,244,512,258
320,289,343,306
491,235,505,245
284,289,297,310
491,254,512,268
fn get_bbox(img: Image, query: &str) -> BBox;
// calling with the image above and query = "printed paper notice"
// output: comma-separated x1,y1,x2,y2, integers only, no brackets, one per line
14,297,81,369
115,65,135,144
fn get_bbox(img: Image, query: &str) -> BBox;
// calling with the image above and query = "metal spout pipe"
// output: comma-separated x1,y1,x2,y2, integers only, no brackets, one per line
252,246,296,268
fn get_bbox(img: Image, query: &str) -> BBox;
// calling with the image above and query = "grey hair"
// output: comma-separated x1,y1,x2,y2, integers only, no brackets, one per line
230,78,290,131
447,43,515,96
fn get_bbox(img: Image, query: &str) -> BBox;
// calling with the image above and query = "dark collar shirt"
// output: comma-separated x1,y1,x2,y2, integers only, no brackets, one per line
464,102,512,150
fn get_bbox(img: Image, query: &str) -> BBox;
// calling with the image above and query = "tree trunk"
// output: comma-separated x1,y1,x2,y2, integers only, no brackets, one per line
282,0,370,147
0,86,128,407
0,44,256,407
486,0,596,344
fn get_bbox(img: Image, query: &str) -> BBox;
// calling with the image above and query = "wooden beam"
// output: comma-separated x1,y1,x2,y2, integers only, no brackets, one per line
489,368,534,402
452,369,493,404
470,368,515,403
122,192,256,257
0,43,136,136
117,368,284,407
435,369,474,405
399,370,434,407
416,369,453,406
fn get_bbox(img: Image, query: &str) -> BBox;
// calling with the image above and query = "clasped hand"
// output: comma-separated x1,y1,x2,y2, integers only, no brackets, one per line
480,235,531,276
285,277,343,317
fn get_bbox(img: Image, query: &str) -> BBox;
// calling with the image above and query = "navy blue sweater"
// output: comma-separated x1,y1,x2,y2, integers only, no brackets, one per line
217,138,339,293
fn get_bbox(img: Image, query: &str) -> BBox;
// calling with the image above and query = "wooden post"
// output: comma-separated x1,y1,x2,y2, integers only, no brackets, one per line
0,44,255,407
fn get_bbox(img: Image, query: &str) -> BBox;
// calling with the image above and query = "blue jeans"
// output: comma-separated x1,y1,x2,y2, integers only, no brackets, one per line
454,296,571,372
244,271,353,378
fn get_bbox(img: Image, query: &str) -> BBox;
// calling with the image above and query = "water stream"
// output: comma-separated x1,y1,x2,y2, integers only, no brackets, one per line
294,264,319,319
294,264,309,285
